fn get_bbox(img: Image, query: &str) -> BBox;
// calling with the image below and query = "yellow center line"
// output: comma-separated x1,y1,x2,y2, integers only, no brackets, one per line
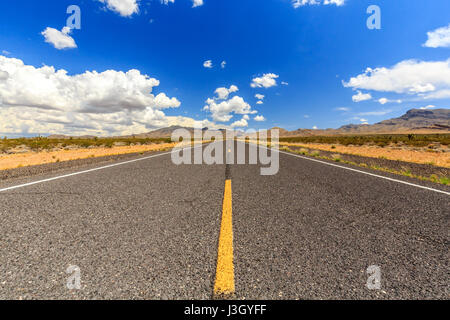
214,179,235,296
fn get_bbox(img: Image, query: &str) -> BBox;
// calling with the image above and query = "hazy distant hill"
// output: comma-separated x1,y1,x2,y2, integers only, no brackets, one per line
336,108,450,134
275,108,450,136
47,108,449,139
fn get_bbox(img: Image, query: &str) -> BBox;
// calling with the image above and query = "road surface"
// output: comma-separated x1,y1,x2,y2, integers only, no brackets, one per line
0,141,448,299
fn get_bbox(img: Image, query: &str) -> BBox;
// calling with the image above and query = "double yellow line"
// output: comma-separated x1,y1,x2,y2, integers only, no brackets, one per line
213,178,235,297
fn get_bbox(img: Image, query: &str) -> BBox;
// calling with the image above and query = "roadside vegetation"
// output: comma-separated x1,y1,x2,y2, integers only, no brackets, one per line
279,134,450,147
0,136,173,153
279,146,449,186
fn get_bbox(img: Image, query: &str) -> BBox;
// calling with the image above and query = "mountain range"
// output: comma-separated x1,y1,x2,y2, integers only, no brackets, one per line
48,108,449,139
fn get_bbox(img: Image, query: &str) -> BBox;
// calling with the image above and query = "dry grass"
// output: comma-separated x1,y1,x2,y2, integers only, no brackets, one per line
279,142,450,168
0,143,177,171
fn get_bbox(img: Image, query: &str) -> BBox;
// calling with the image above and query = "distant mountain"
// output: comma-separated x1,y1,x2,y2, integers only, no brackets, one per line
124,126,194,138
274,108,449,136
335,108,450,134
46,108,449,139
124,126,229,138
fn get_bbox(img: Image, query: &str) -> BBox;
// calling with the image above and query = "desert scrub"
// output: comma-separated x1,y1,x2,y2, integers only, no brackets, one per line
0,136,173,152
280,134,450,148
331,154,341,162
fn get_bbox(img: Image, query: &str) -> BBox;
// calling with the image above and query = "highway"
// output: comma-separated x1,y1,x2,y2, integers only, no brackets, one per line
0,141,448,299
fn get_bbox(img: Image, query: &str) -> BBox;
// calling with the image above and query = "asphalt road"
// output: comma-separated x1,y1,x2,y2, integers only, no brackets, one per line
0,142,448,299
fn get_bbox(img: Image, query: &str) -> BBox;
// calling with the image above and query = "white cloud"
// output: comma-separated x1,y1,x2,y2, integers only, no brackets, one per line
192,0,204,8
0,70,9,81
292,0,344,8
359,118,368,124
255,94,265,104
221,61,226,69
203,60,213,68
352,90,372,102
0,55,188,136
419,105,436,110
423,24,450,48
254,115,266,122
41,27,77,50
324,0,345,5
99,0,140,17
335,107,350,111
378,98,402,105
161,0,175,4
422,89,450,100
358,110,392,116
214,85,238,100
251,73,279,88
2,50,11,56
203,95,257,122
378,98,388,105
230,117,248,128
312,125,318,129
344,59,450,100
281,81,289,85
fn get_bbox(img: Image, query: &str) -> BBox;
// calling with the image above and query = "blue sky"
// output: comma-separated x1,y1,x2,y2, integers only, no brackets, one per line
0,0,449,136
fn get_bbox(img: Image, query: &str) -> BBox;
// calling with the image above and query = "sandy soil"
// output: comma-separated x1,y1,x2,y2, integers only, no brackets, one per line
0,143,177,171
279,142,450,168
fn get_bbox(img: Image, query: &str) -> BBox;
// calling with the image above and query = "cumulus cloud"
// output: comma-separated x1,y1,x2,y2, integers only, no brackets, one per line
203,60,213,68
230,117,248,128
422,89,450,100
99,0,140,17
423,24,450,48
41,27,77,50
378,98,388,105
251,73,279,88
255,94,265,100
254,115,265,122
335,107,350,111
214,85,238,100
0,55,187,136
0,70,9,81
343,59,450,100
281,81,289,85
292,0,344,8
221,61,226,69
256,100,263,105
204,95,257,122
352,90,372,102
192,0,204,8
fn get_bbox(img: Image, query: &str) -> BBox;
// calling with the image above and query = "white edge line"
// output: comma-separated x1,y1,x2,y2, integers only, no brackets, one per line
0,144,203,193
255,143,450,196
1,142,448,196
